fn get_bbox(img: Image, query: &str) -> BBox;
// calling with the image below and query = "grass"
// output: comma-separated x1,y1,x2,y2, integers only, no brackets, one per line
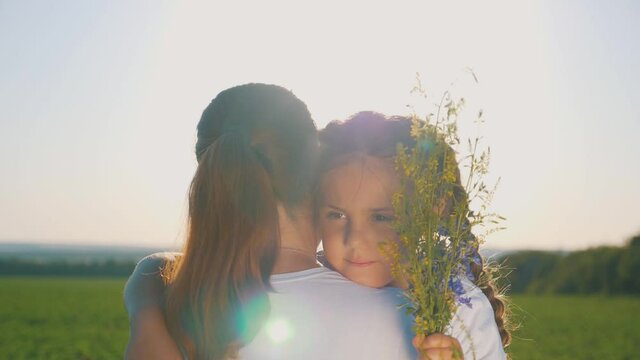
0,277,129,360
507,295,640,360
0,277,638,359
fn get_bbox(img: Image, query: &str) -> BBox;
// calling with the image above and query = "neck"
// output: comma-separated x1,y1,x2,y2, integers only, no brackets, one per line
272,204,319,274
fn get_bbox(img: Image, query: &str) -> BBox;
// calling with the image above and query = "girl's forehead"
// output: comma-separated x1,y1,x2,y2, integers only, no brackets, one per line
321,155,399,203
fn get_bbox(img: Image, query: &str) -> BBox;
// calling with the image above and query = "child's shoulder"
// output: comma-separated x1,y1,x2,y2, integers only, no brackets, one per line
460,276,487,299
456,276,495,319
450,276,507,359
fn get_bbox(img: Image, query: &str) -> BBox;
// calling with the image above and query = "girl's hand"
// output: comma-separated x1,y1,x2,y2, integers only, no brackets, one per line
413,333,464,360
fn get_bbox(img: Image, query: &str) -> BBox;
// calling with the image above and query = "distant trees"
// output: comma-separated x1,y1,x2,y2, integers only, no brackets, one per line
3,234,640,295
499,234,640,295
0,258,136,277
617,235,640,293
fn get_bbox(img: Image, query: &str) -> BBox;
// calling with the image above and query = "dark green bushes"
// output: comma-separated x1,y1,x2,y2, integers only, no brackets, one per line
500,234,640,294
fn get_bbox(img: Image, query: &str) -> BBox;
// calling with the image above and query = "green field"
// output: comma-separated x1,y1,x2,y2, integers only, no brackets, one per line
0,277,129,360
507,295,640,359
0,277,639,359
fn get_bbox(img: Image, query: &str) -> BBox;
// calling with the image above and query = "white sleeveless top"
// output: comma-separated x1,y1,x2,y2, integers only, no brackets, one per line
238,267,506,359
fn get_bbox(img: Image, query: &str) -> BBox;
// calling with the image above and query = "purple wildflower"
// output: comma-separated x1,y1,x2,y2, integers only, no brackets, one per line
449,277,473,308
449,277,465,296
437,225,450,237
457,295,473,308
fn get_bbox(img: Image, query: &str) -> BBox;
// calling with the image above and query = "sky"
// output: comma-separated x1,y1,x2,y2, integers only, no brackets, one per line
1,0,638,250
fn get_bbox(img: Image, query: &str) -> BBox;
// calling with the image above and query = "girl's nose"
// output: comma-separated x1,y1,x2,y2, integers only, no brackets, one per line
343,221,371,248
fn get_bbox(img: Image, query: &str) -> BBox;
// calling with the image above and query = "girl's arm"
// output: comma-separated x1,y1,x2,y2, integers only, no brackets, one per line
123,252,182,360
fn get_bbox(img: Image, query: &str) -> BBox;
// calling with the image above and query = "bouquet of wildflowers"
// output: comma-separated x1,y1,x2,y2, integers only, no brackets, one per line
385,84,503,356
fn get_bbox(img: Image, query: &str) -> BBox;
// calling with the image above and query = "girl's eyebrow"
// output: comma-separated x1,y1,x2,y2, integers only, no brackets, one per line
325,204,393,212
326,204,346,212
370,207,393,212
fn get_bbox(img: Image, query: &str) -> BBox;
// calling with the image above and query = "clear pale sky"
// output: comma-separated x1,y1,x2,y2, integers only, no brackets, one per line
1,1,638,250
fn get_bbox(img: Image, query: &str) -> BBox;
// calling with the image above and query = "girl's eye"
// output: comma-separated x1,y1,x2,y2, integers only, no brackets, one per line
326,210,346,220
372,213,394,222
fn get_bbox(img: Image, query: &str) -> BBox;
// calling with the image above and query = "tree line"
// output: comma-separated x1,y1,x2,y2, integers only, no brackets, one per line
2,234,639,295
0,258,136,277
497,234,640,295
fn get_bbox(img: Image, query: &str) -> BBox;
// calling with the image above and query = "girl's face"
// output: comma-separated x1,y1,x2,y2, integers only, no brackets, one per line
319,155,400,288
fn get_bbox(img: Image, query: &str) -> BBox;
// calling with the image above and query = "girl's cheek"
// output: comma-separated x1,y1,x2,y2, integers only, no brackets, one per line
324,245,343,265
320,234,345,270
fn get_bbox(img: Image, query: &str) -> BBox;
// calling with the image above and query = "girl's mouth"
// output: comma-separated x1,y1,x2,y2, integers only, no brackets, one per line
345,259,377,267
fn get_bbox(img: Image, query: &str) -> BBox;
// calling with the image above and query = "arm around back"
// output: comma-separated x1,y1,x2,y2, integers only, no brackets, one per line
123,252,183,360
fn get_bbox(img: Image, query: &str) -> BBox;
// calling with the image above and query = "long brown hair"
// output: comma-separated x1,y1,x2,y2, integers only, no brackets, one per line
163,84,317,359
318,111,511,347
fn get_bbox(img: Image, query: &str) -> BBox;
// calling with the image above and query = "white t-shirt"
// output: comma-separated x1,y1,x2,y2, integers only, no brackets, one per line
239,267,506,360
239,267,416,359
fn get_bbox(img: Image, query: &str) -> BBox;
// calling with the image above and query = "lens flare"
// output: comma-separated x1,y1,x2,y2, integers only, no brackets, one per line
266,318,292,343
